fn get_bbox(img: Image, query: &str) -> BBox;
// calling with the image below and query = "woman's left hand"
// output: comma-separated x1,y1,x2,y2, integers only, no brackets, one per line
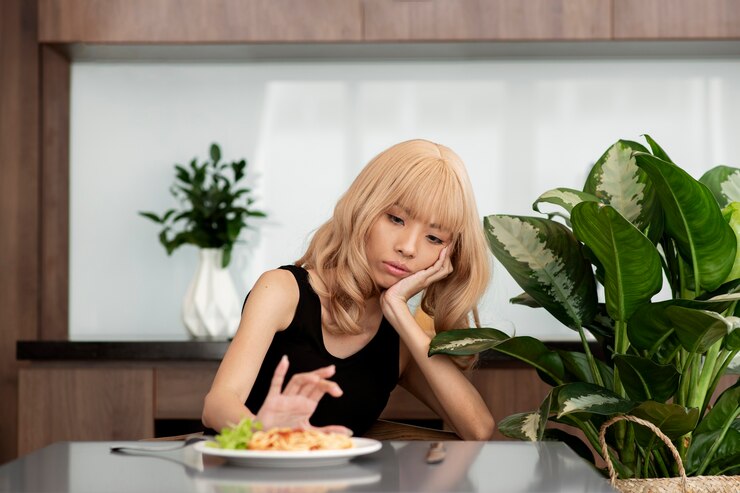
380,247,452,319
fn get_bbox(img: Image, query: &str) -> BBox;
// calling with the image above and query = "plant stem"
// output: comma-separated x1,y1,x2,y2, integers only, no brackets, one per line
577,325,603,386
704,348,739,412
653,447,670,477
690,339,720,413
696,405,740,475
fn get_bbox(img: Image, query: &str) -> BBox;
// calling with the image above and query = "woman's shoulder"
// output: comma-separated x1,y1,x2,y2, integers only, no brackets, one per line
243,269,301,329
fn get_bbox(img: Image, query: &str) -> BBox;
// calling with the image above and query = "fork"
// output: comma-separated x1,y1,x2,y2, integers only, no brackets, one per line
110,436,208,453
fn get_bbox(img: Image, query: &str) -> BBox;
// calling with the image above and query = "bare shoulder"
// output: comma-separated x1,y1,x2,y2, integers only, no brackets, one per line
242,268,300,331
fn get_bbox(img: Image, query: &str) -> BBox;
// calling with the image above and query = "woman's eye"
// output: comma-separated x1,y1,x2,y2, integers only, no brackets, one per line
388,214,404,225
427,235,444,245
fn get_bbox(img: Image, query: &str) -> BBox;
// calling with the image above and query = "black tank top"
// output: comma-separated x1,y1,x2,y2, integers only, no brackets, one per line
245,265,400,436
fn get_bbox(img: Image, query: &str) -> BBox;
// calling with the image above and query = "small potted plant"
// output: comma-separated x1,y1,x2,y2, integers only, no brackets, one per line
430,135,739,490
140,143,266,338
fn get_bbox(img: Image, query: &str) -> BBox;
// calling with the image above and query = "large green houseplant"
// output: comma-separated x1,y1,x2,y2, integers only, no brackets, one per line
140,143,266,268
430,135,740,479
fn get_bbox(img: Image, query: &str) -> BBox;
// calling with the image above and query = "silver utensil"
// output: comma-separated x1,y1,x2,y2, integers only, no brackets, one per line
425,442,446,464
110,436,208,453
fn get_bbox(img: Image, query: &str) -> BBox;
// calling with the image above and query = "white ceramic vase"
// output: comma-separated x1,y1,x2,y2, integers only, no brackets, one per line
182,248,241,339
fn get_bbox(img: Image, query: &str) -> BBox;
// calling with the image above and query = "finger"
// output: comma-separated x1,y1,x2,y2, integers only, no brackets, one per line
312,425,353,436
283,372,319,395
266,355,289,397
306,379,343,401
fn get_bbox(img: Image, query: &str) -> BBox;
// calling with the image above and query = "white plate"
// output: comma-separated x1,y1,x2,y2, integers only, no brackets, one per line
194,437,382,468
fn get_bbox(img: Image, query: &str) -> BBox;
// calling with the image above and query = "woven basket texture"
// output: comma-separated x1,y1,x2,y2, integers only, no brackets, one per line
614,475,740,493
600,415,739,493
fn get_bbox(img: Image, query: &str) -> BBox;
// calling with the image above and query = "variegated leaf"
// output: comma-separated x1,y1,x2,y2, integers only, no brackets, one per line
428,328,509,355
556,382,636,418
533,188,599,215
700,165,740,208
583,140,663,242
498,412,540,441
484,215,597,330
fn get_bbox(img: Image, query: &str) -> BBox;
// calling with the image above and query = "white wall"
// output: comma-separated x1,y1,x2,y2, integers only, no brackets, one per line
69,58,740,340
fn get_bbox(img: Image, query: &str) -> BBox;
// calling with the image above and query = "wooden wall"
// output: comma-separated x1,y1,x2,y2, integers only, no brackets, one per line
0,0,40,465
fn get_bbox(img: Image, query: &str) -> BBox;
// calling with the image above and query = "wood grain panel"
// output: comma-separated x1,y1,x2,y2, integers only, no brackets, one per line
364,0,612,41
39,46,70,341
18,368,154,455
0,0,39,464
615,0,740,39
38,0,362,43
470,366,552,440
155,364,219,419
381,386,439,421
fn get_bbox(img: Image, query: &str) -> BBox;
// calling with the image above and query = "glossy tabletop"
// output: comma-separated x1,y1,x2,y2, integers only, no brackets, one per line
0,440,615,493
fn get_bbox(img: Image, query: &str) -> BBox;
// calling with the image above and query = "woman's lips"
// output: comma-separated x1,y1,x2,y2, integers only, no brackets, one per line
383,261,410,276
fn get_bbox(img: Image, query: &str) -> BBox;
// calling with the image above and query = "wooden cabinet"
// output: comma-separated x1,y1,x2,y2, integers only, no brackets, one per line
37,0,363,43
18,367,155,456
16,360,550,454
614,0,740,39
363,0,612,41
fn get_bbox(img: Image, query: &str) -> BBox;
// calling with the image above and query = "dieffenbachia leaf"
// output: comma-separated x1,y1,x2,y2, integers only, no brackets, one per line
430,332,567,385
510,291,541,308
557,350,614,389
699,165,740,208
635,152,737,293
556,382,636,418
612,355,679,402
533,188,599,215
722,202,740,284
498,412,540,441
630,401,700,440
583,140,663,243
643,134,674,164
686,380,740,475
484,215,597,330
427,327,509,355
571,202,662,322
628,296,740,352
666,307,734,353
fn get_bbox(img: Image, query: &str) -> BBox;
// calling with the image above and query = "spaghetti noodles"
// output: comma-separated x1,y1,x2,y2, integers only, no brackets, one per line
248,428,353,451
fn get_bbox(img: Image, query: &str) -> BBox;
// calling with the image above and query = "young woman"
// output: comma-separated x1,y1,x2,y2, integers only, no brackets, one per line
202,139,494,440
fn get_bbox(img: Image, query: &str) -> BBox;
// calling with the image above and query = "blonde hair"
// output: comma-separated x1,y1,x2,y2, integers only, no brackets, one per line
296,139,491,336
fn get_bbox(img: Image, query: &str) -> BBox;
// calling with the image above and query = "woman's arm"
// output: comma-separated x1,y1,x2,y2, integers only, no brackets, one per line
202,269,346,433
392,310,494,440
381,249,495,440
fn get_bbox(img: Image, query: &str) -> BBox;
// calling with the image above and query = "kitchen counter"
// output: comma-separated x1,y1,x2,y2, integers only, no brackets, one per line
16,339,603,365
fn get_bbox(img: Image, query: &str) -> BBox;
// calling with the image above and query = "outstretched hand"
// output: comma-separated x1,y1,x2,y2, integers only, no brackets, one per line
255,355,351,435
380,247,453,322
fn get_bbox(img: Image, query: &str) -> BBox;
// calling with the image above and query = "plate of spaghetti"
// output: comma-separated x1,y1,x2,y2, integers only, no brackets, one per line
195,428,382,468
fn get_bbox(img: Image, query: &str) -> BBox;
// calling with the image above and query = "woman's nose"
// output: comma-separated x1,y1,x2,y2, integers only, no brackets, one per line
395,233,417,258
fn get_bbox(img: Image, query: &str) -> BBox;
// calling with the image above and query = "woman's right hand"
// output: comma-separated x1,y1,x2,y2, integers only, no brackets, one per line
255,355,351,435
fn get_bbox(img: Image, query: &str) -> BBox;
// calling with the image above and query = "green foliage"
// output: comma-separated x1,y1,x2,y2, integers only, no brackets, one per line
430,135,740,479
139,143,266,267
208,417,263,450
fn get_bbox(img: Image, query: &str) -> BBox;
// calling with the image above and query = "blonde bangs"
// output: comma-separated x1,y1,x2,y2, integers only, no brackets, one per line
392,159,467,238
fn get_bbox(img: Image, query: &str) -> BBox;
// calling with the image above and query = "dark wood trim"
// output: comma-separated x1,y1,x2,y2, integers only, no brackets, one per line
38,0,363,43
39,45,70,341
0,0,40,464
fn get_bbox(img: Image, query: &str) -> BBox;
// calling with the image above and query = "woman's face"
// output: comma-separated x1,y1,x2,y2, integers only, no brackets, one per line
365,205,452,289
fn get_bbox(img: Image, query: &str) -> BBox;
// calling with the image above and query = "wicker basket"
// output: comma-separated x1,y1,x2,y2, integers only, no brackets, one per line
599,415,740,493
